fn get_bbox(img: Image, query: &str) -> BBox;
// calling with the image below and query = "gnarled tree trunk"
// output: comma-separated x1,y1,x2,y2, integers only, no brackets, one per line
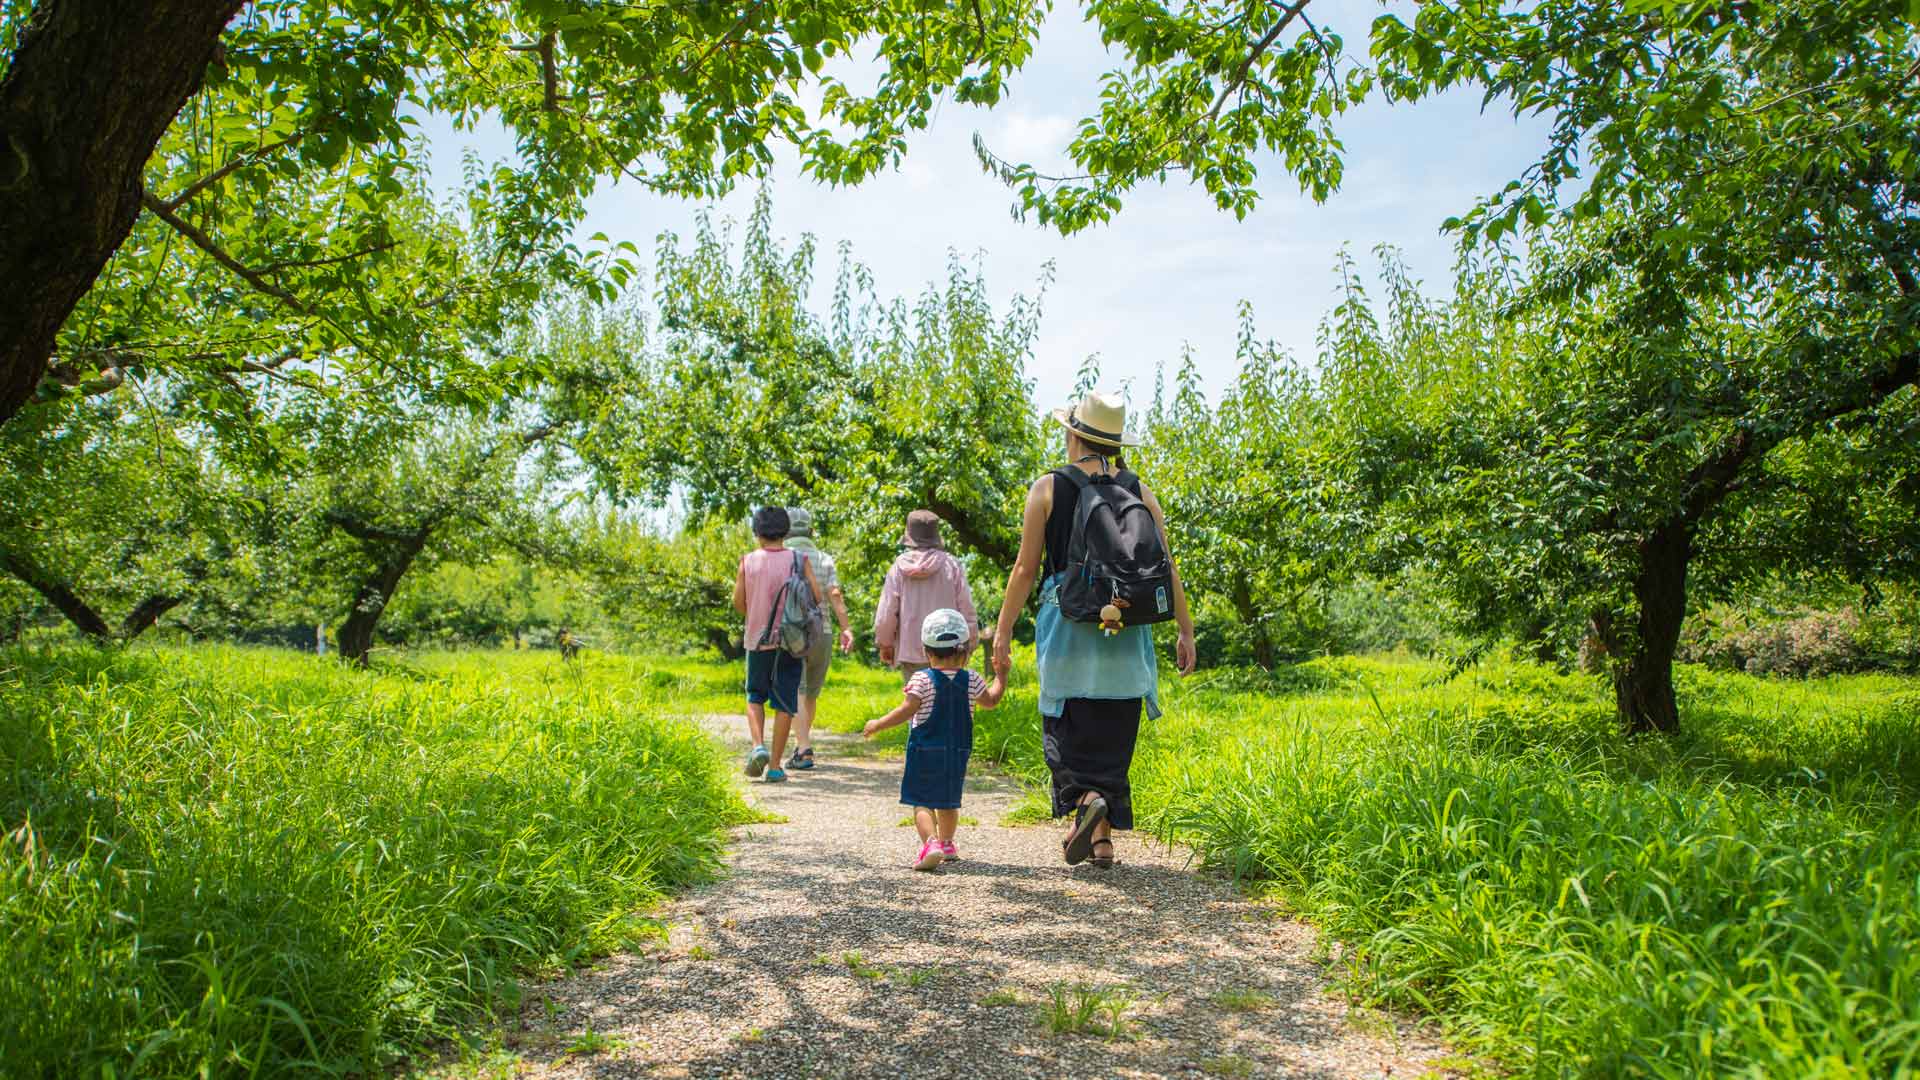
1607,520,1691,735
335,535,430,667
0,0,246,423
704,627,746,661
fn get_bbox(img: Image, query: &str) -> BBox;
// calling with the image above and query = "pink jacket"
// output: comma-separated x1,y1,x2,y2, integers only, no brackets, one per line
872,549,979,665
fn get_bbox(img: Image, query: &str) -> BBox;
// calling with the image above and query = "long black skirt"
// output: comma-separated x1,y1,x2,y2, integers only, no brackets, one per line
1042,697,1143,830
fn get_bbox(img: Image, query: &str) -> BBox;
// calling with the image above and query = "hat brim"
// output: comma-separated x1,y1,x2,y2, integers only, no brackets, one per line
1051,407,1140,448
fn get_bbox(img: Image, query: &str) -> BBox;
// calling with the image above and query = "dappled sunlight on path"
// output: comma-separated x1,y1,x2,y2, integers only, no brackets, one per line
453,717,1452,1080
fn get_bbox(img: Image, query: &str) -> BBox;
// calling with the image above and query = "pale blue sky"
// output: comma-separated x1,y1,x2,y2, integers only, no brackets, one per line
422,1,1552,411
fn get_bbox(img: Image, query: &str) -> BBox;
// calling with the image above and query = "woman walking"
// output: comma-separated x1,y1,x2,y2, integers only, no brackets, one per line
993,390,1196,867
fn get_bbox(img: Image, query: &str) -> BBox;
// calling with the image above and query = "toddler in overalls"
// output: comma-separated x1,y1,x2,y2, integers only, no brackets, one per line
863,608,1008,870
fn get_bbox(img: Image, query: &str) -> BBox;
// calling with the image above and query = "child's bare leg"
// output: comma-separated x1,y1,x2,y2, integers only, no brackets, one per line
795,694,817,752
745,701,767,747
770,711,792,766
913,807,936,842
935,809,959,842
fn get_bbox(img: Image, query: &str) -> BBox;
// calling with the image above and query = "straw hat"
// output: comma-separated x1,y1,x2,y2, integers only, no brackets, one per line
1051,389,1140,448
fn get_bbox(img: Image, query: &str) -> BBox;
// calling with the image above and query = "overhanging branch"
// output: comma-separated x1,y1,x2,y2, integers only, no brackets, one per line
141,190,312,314
156,130,305,213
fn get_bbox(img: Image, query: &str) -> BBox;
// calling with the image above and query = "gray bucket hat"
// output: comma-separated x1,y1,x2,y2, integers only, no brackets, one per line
786,507,814,537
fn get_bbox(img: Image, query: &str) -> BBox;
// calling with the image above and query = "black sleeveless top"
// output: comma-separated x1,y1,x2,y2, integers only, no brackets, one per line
1044,467,1143,579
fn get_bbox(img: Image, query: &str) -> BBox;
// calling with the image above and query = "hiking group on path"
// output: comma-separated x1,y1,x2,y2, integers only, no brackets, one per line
732,389,1199,873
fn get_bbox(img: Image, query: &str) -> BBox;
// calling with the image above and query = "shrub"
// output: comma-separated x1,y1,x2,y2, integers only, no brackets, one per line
1681,607,1864,677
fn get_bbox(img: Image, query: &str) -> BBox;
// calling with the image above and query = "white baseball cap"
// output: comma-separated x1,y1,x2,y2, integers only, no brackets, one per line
920,608,970,648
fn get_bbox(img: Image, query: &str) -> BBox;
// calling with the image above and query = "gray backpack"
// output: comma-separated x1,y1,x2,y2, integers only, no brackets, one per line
758,552,818,657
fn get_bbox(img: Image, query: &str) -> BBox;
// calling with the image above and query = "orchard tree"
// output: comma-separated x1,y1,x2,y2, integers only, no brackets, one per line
572,197,1047,571
1144,319,1332,669
576,515,756,659
0,0,1055,426
301,413,567,664
1319,241,1920,734
0,393,237,641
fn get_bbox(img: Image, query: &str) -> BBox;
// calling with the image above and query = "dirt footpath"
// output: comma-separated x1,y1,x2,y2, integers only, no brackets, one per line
472,719,1452,1080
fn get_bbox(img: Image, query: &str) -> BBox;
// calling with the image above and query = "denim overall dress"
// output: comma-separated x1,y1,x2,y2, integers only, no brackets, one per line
900,669,974,810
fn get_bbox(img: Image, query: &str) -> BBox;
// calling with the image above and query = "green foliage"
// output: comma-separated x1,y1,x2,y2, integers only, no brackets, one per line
15,0,1059,428
574,194,1047,573
1141,319,1339,667
0,394,249,640
0,646,746,1075
855,653,1920,1076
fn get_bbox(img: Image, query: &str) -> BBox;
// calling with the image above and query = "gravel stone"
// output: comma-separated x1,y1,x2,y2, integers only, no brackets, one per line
452,717,1456,1079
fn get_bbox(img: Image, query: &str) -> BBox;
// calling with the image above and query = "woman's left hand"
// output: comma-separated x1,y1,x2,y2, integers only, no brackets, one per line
1176,627,1197,676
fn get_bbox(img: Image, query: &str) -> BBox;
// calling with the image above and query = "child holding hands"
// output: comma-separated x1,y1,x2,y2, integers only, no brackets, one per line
864,608,1009,871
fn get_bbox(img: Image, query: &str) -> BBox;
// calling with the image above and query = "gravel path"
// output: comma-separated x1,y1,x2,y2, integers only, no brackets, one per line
472,718,1453,1080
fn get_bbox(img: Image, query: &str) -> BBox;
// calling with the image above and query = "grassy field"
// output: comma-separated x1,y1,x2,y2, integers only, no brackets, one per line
6,644,1917,1077
0,646,750,1077
817,650,1920,1078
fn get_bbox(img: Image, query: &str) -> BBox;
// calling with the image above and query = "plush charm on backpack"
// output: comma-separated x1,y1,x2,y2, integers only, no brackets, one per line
1054,466,1175,632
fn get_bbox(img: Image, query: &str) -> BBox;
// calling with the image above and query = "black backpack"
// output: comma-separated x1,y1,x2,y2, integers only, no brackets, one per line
1052,467,1176,628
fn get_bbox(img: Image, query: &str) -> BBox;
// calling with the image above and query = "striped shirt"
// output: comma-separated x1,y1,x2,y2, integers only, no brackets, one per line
904,668,986,728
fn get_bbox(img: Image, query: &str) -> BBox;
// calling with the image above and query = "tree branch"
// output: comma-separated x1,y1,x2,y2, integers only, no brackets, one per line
119,593,184,638
255,240,399,275
0,545,113,641
538,30,559,111
922,493,1017,569
156,130,305,213
323,510,431,546
1207,0,1310,127
1683,348,1920,524
140,190,312,314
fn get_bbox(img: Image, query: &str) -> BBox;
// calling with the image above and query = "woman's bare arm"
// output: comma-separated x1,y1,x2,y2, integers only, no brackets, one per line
993,476,1052,674
1140,483,1198,675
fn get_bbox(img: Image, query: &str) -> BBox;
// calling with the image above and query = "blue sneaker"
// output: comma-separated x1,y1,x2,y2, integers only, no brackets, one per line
787,747,815,771
765,767,788,783
745,744,770,778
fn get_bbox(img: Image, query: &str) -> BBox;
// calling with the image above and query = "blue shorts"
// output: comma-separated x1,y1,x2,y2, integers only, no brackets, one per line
745,648,803,715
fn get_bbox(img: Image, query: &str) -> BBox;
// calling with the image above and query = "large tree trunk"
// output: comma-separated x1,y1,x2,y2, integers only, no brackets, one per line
1228,575,1276,670
1610,520,1691,735
0,0,245,423
336,541,428,667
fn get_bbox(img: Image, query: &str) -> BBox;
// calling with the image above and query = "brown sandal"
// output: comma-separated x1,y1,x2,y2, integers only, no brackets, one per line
1090,838,1114,869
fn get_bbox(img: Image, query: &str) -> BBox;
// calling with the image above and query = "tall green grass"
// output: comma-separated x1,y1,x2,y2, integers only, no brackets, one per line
825,649,1920,1077
0,646,748,1076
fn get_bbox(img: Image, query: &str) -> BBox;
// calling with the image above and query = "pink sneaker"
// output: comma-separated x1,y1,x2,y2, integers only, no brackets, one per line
912,839,945,872
940,840,960,862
